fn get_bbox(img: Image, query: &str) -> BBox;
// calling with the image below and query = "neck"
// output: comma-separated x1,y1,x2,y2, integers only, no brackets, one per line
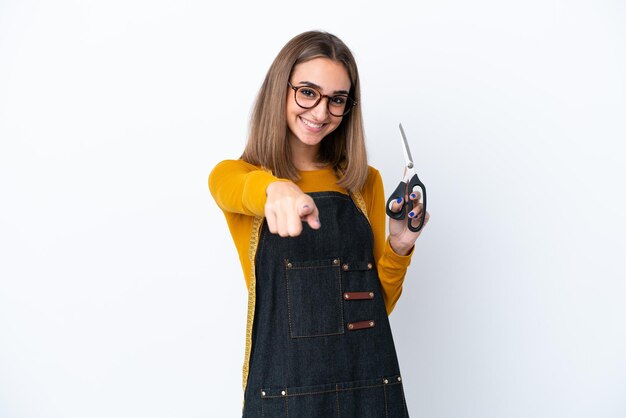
290,141,323,171
293,158,328,171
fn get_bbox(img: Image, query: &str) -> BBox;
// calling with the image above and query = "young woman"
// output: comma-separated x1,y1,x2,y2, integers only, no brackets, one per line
209,30,429,417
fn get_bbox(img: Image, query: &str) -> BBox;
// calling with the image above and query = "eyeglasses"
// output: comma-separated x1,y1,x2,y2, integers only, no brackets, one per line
288,82,357,117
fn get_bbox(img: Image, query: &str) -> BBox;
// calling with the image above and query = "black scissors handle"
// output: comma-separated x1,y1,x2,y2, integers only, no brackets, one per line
386,180,410,220
385,173,427,232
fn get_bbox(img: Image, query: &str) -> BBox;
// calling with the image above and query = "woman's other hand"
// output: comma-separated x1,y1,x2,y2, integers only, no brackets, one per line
387,191,430,255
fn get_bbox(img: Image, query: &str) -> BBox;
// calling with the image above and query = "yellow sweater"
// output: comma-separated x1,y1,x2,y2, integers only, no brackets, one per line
208,159,413,315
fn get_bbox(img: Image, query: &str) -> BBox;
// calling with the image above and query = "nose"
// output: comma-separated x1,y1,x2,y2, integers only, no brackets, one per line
309,96,330,120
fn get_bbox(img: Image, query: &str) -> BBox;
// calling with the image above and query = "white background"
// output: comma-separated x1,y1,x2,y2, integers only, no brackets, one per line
1,1,625,417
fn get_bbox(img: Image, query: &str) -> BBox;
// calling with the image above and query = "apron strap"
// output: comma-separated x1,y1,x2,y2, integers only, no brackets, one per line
350,190,369,222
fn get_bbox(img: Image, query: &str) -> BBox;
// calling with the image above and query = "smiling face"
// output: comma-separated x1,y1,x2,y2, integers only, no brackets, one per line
286,57,351,168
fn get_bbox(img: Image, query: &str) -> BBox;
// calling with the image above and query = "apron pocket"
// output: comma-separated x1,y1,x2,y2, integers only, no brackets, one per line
284,258,344,338
260,375,408,418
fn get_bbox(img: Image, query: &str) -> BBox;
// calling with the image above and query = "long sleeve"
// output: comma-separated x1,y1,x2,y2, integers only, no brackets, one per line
209,159,285,288
208,159,284,217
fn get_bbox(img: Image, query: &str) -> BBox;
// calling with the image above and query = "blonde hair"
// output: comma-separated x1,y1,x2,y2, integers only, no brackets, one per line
241,30,368,193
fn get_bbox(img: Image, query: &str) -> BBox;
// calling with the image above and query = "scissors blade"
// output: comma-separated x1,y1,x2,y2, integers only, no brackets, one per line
399,123,414,169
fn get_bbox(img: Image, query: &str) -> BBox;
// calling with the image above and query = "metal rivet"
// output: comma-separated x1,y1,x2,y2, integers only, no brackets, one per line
397,376,402,382
281,390,286,396
348,323,354,330
261,391,266,396
367,262,373,269
286,262,292,268
333,258,339,265
383,378,389,384
369,292,374,298
344,293,350,299
369,321,374,327
342,264,349,271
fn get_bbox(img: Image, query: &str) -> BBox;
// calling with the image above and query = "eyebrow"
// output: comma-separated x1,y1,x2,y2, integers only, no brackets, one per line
297,81,350,95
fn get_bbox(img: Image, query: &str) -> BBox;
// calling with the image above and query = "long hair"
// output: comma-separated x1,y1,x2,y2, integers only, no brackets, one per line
241,30,368,193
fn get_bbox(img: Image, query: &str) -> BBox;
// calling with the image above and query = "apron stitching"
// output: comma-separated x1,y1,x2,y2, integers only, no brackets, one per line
284,267,295,338
401,381,408,417
261,381,402,398
337,265,345,335
384,384,389,418
335,384,340,418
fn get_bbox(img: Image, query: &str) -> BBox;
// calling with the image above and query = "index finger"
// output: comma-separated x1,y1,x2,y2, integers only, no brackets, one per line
300,199,321,230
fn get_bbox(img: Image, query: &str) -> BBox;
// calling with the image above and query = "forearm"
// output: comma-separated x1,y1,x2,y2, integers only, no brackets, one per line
377,238,414,315
208,159,281,216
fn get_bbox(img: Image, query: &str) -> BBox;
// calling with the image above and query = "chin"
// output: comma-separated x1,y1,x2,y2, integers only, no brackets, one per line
297,134,325,147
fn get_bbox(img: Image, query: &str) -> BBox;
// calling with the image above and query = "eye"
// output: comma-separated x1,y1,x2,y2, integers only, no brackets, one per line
298,88,319,99
330,96,348,106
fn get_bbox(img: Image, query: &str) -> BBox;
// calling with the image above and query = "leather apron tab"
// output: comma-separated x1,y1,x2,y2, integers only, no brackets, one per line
343,291,375,300
347,320,376,331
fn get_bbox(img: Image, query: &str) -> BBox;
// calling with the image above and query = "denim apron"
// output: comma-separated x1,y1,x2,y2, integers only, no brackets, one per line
242,191,409,417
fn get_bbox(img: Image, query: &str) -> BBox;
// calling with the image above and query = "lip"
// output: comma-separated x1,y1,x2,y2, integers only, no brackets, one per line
299,116,325,132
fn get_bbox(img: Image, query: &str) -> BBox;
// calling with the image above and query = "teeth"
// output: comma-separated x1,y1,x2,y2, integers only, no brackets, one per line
301,118,323,128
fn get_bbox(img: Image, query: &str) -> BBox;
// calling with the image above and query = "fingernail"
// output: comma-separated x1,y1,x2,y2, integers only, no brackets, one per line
303,205,309,209
410,193,416,199
316,218,321,225
396,197,402,203
408,211,415,218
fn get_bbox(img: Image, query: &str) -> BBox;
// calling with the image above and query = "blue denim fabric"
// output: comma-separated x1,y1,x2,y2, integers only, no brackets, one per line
243,192,409,417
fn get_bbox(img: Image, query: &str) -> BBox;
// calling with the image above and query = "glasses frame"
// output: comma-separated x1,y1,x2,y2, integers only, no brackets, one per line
288,82,357,117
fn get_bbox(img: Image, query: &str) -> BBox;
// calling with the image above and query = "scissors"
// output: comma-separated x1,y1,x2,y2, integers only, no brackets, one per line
385,123,427,232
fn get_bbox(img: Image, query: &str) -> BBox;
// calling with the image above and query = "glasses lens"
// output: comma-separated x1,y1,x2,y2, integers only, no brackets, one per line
294,87,320,108
328,95,350,116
